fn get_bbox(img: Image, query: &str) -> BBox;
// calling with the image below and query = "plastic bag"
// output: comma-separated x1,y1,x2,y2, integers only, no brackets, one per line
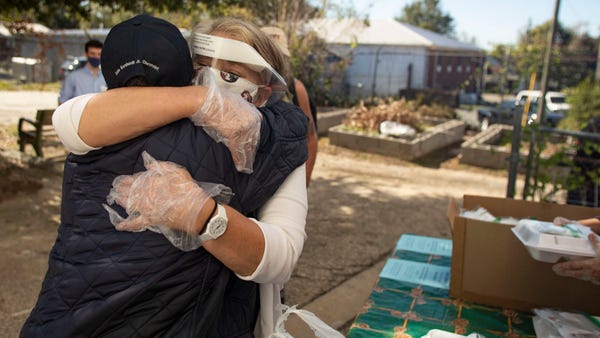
533,308,600,337
268,305,344,338
379,121,416,138
421,329,486,338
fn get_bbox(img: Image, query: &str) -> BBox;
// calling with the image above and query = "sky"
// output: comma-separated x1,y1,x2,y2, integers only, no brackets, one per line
338,0,600,50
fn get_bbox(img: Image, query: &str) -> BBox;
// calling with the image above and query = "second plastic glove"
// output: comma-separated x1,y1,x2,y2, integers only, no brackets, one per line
104,151,233,251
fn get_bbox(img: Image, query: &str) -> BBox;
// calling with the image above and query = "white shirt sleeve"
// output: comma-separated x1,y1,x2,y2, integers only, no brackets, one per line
237,164,308,284
52,93,101,155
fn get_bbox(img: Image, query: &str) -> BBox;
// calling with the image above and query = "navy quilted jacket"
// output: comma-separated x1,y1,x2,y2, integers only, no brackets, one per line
21,102,308,338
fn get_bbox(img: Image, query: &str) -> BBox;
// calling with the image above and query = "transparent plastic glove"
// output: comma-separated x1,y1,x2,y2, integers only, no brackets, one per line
104,151,233,251
190,67,262,174
553,233,600,285
553,216,578,226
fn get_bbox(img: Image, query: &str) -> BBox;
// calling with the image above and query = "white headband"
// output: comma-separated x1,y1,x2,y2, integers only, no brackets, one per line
192,33,287,91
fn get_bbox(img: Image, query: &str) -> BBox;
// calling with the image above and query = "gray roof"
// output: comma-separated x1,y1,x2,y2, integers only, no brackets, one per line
53,28,111,36
306,18,481,51
49,27,190,38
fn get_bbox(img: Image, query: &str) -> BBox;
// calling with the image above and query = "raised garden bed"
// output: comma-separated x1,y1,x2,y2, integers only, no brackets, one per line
316,109,350,137
328,118,465,161
460,124,571,177
460,124,515,170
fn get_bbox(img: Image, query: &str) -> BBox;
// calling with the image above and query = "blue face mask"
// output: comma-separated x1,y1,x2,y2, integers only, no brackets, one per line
87,57,101,68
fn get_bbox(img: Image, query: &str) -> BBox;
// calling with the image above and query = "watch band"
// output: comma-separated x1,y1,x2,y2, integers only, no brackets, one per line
200,200,218,234
199,203,228,243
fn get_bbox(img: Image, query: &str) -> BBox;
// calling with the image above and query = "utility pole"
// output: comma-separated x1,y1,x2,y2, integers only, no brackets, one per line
523,0,560,201
537,0,561,124
596,35,600,83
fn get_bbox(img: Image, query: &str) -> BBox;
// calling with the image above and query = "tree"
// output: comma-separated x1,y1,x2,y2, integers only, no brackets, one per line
237,0,352,106
488,44,518,94
0,0,243,28
560,77,600,130
512,20,598,91
395,0,455,36
1,0,344,105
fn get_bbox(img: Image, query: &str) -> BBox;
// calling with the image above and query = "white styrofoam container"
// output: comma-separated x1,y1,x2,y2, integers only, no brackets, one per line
512,220,596,263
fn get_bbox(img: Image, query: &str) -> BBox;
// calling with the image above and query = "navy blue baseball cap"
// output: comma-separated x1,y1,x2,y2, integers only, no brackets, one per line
102,14,194,89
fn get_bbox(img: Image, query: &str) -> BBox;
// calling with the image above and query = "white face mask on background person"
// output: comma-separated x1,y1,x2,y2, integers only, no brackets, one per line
206,67,262,106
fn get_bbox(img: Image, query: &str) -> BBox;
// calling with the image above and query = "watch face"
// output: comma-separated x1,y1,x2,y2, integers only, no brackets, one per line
210,218,227,237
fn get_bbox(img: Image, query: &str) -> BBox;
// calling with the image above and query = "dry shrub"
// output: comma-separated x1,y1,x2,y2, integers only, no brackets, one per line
342,98,453,133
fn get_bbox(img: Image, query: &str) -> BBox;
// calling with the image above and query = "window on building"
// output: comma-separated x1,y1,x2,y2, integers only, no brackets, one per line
457,65,463,73
436,65,442,72
447,65,452,72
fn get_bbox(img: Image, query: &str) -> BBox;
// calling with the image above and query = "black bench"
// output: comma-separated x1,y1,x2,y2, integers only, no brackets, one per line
18,109,56,157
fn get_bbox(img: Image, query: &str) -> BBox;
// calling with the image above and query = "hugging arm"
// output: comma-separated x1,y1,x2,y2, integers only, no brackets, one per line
107,154,307,280
53,71,263,172
80,87,204,147
52,87,205,154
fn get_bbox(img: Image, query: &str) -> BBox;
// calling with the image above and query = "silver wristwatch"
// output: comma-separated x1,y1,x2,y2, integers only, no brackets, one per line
199,203,228,243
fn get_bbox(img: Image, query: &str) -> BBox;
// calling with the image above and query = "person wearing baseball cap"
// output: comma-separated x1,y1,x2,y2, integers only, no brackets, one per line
100,14,194,89
23,14,312,338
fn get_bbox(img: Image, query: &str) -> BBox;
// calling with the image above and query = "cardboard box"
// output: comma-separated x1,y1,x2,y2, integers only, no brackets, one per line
447,195,600,315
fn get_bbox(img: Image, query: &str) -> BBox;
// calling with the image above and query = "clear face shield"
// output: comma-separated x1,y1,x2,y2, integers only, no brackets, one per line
192,33,287,107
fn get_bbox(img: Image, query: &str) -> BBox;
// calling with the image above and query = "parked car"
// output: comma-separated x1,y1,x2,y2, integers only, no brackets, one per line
477,100,516,130
58,56,87,80
477,99,564,131
514,90,570,113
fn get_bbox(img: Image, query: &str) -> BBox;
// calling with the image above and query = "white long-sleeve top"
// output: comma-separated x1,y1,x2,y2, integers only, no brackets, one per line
52,95,308,337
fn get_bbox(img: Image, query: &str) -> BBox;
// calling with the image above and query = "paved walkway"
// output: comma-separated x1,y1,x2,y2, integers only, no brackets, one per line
0,91,58,125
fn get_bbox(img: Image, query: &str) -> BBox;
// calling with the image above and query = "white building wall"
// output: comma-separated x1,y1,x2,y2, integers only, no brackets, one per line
343,45,427,99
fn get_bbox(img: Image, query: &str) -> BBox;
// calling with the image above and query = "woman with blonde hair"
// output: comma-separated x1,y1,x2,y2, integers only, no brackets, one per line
33,16,340,337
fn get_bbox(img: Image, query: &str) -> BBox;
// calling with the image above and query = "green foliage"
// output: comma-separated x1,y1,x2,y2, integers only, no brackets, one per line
559,78,600,130
488,44,519,94
520,126,568,203
0,0,253,28
395,0,455,36
510,20,599,91
264,1,355,107
0,0,325,29
1,0,352,108
520,122,600,206
514,21,559,79
287,29,350,107
246,0,321,26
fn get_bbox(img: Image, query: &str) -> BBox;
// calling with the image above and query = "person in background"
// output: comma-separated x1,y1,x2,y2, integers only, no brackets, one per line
552,216,600,285
58,39,107,104
261,26,318,186
23,15,310,338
